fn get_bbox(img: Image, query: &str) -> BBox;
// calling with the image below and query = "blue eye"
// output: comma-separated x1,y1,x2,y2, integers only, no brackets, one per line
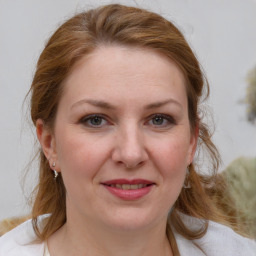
80,115,108,127
148,114,175,127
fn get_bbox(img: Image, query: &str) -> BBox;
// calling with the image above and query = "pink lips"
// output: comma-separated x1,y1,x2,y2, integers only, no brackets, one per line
101,179,155,200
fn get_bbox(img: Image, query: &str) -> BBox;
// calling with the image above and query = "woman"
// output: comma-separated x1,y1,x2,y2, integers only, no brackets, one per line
0,4,255,256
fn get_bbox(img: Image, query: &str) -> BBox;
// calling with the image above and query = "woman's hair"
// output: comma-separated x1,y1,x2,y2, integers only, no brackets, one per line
28,4,239,254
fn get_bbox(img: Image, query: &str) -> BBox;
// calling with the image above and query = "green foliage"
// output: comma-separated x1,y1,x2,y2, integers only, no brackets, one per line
246,66,256,123
223,157,256,238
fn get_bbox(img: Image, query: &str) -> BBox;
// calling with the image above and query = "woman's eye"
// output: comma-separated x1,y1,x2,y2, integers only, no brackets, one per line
152,116,165,125
148,114,175,127
80,115,108,127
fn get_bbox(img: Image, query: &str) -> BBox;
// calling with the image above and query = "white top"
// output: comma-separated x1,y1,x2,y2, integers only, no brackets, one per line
0,215,255,256
44,242,50,256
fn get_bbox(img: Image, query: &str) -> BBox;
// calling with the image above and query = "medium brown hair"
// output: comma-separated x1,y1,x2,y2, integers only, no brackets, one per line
29,4,236,255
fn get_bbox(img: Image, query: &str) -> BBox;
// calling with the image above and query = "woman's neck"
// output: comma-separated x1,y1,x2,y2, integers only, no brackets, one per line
47,215,173,256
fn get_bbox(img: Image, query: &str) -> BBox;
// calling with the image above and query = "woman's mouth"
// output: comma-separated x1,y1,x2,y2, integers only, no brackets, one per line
101,179,155,200
106,183,150,189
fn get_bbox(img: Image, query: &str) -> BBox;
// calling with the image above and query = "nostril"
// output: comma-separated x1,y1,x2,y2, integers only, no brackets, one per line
125,160,145,169
111,138,149,169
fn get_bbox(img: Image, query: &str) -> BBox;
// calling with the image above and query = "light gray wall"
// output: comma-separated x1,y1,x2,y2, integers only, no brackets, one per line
1,0,256,219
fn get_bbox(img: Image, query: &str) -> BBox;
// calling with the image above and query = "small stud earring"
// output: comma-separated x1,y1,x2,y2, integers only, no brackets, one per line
53,170,59,179
52,162,58,179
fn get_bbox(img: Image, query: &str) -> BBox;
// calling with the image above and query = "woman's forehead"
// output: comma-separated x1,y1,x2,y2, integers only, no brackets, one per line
61,45,187,101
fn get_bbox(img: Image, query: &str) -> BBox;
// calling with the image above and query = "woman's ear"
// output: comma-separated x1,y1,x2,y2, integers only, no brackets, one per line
36,119,57,165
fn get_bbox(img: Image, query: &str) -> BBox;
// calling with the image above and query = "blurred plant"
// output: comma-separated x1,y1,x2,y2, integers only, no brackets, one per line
222,157,256,238
246,66,256,123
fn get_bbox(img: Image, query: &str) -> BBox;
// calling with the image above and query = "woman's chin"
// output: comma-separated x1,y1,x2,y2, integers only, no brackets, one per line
101,211,164,233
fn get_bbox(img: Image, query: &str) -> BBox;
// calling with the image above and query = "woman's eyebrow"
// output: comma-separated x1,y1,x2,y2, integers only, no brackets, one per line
145,99,183,110
71,98,182,110
71,99,116,110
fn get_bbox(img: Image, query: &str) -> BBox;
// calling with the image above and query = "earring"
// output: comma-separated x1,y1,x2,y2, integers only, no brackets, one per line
183,167,191,189
53,170,59,179
52,162,59,179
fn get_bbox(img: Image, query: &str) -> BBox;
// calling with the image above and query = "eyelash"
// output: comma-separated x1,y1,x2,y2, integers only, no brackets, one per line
79,113,176,128
79,114,109,128
147,114,176,127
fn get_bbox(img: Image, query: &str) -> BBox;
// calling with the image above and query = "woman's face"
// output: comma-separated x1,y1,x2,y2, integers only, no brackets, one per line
42,45,197,231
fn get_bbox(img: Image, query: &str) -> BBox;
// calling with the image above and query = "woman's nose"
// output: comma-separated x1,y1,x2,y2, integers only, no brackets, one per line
111,124,149,169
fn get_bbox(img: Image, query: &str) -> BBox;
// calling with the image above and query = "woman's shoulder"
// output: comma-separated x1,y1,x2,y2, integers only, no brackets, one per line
175,214,256,256
199,220,256,255
0,217,45,256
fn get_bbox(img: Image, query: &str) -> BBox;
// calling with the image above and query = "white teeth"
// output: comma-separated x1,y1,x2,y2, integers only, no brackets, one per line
130,184,139,189
109,184,148,190
122,184,131,190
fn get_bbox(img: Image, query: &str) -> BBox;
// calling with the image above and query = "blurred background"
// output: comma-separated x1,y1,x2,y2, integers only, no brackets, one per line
0,0,256,220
